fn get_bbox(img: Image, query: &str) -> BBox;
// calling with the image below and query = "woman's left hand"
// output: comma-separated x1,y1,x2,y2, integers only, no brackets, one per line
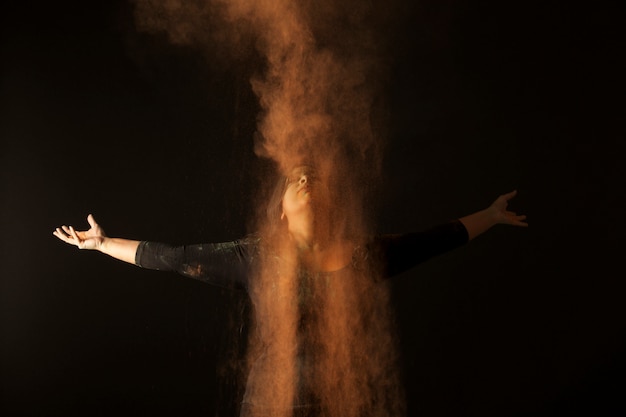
488,190,528,227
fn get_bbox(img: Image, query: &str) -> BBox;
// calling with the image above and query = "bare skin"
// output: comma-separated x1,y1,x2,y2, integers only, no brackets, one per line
53,182,527,267
279,168,527,270
53,214,139,264
459,189,528,240
279,166,356,272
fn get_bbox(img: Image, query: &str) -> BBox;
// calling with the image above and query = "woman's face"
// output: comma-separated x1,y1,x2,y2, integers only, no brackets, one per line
281,165,317,221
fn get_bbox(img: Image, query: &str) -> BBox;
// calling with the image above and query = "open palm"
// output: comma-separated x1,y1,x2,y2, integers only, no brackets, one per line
490,190,528,227
53,214,106,250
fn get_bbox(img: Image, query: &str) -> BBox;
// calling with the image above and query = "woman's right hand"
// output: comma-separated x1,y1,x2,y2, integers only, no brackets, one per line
53,214,106,250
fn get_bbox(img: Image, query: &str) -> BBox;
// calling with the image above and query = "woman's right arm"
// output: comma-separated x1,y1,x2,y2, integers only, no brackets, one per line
53,214,140,264
53,214,254,289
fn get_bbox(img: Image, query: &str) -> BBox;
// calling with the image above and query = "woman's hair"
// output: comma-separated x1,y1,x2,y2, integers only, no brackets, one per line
265,164,316,227
266,172,289,228
258,166,296,245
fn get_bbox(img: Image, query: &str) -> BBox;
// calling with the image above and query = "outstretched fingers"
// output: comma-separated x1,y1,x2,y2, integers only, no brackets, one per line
69,225,78,239
496,190,517,208
502,189,518,201
87,214,97,228
494,191,527,227
53,224,85,246
53,215,105,250
53,226,74,244
511,214,528,227
504,211,528,227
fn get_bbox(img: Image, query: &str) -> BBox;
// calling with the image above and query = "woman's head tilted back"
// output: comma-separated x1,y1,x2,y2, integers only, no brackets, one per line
266,165,319,230
267,163,358,240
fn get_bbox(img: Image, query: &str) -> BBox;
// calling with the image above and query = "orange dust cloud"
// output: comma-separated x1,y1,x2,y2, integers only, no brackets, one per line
132,1,404,416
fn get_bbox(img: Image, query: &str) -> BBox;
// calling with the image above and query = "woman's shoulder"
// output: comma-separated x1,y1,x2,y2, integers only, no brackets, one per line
236,232,262,246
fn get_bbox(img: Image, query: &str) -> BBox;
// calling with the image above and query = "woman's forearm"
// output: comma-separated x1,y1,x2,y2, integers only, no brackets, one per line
459,209,497,241
99,237,141,264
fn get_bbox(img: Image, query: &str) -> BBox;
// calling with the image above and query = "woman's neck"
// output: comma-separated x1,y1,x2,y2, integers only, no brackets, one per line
288,213,332,250
287,218,354,272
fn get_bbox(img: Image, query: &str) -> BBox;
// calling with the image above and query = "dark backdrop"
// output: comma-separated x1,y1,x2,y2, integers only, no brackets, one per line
2,1,625,416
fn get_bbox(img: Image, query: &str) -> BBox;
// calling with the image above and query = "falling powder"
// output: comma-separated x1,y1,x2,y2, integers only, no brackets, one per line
132,0,404,416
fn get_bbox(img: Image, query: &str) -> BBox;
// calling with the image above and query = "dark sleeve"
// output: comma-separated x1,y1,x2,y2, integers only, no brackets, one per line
374,220,469,278
134,236,258,290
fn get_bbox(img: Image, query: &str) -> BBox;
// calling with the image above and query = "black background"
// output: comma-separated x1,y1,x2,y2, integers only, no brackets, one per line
1,1,625,416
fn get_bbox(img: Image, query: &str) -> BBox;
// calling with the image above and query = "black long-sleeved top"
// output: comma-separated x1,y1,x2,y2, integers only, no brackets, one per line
135,220,469,409
135,221,468,288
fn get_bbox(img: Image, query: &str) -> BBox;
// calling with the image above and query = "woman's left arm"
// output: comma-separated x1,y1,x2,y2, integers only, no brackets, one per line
459,190,528,241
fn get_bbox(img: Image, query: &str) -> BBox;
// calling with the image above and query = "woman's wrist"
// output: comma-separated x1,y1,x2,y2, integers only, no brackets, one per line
98,237,140,264
459,208,497,241
97,236,109,253
484,207,500,226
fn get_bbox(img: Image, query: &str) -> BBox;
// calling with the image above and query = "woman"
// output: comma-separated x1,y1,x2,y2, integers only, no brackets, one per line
53,165,527,416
